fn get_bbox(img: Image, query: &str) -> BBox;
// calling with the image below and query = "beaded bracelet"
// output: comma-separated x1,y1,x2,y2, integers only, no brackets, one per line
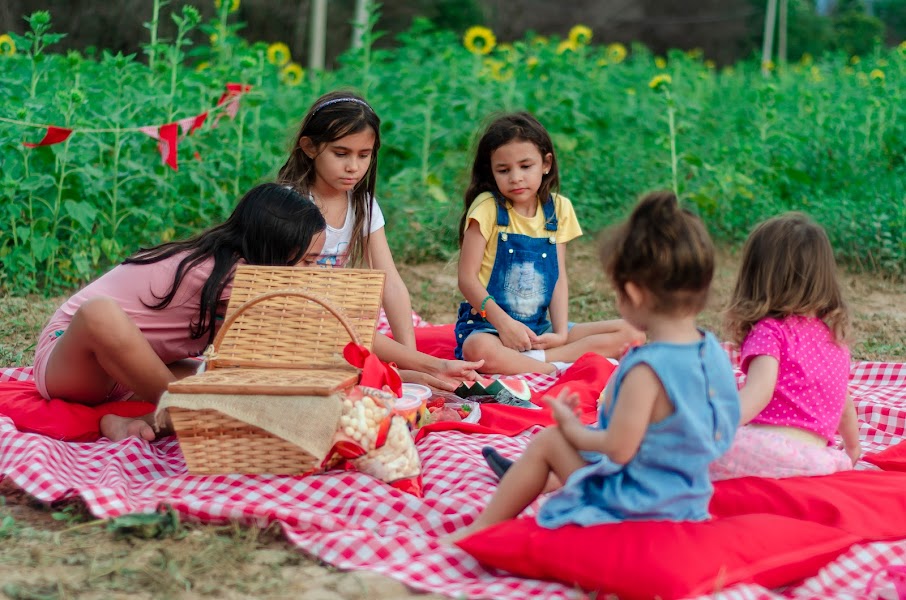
479,295,494,318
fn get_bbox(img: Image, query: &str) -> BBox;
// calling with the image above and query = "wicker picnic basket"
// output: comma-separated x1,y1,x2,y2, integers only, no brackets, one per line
162,266,385,475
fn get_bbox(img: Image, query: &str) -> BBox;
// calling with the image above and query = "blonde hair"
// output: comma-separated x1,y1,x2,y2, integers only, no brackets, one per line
600,191,715,314
725,212,849,345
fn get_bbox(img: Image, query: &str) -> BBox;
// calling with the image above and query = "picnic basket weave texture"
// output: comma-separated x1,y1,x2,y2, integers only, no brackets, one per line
165,266,385,475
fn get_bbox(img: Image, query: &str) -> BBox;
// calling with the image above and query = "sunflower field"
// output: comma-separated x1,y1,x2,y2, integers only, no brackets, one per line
0,4,904,294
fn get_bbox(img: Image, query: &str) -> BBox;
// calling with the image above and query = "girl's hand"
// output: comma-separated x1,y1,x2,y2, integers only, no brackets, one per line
400,359,485,392
532,331,567,350
399,369,459,392
497,317,538,352
544,389,582,430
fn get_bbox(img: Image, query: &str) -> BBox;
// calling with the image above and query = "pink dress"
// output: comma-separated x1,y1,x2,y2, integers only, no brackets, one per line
33,253,233,401
710,316,854,480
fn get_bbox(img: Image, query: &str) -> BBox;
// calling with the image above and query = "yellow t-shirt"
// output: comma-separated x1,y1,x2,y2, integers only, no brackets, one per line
465,192,583,287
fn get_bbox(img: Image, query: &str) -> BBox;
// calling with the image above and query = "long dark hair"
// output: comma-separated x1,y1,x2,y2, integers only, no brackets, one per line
277,90,380,267
725,212,849,345
459,112,560,246
124,183,327,344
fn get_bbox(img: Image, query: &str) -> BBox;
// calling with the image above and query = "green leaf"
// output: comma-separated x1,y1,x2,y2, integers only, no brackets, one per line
64,200,98,233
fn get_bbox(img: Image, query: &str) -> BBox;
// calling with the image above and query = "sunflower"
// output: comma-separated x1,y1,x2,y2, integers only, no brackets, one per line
849,55,860,65
214,0,240,12
557,39,578,55
267,42,291,66
280,62,304,86
654,56,667,69
0,34,16,56
607,42,627,64
869,69,885,83
704,59,715,70
648,73,672,91
568,25,592,46
463,26,496,55
526,56,539,70
530,36,549,49
496,43,517,63
899,41,906,56
809,66,822,83
483,58,513,82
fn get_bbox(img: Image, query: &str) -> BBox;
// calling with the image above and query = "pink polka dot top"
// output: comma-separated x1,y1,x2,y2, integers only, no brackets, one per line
743,316,850,444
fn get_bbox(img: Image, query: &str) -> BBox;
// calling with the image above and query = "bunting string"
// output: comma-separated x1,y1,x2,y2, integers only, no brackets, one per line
0,82,251,171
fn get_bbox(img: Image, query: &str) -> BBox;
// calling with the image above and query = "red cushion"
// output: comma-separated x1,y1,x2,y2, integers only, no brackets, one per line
456,514,858,599
710,470,906,540
863,440,906,472
385,324,458,360
0,380,154,442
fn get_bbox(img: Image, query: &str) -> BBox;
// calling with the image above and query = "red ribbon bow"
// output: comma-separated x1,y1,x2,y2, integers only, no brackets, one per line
343,343,403,397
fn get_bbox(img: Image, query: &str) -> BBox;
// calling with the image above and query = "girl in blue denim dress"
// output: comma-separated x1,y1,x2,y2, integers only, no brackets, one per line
454,112,642,376
445,192,740,542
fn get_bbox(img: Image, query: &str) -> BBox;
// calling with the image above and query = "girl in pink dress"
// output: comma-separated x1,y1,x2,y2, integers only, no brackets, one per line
33,184,328,442
710,213,861,479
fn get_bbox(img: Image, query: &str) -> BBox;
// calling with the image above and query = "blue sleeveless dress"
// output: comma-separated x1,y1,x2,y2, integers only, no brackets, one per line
537,331,740,528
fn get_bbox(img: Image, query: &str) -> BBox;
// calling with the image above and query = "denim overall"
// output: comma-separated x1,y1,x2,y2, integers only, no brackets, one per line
454,197,559,360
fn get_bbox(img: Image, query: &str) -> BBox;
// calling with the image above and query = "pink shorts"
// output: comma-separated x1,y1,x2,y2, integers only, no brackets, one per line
710,426,853,481
33,325,133,403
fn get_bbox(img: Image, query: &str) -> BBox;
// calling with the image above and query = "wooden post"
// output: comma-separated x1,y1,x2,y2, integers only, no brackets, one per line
778,0,788,68
309,0,327,71
351,0,369,50
761,0,778,77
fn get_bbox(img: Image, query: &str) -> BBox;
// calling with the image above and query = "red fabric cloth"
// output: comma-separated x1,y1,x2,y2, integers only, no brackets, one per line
710,470,906,541
415,353,616,441
456,514,859,600
384,323,457,360
863,439,906,471
343,342,403,397
0,380,154,442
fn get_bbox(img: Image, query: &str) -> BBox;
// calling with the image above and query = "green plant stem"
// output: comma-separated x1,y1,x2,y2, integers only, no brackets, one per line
233,109,246,197
110,130,122,240
666,93,679,198
420,93,435,184
147,0,162,80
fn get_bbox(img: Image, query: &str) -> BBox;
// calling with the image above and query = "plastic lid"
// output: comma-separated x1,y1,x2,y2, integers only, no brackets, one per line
394,392,423,411
401,383,432,402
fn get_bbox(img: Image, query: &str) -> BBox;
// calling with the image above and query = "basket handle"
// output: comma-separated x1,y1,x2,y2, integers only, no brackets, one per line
209,288,363,365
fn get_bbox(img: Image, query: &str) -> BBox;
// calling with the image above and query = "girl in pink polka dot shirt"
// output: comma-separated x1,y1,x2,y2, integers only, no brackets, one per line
710,213,861,480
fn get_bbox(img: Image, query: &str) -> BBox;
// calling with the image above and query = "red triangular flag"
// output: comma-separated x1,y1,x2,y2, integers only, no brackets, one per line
24,126,73,148
177,112,207,138
140,122,179,171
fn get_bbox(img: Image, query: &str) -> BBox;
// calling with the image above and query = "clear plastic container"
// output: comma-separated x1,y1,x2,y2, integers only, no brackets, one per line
394,391,426,428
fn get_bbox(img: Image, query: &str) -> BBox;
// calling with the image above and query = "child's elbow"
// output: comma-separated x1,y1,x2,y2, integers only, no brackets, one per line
606,447,637,465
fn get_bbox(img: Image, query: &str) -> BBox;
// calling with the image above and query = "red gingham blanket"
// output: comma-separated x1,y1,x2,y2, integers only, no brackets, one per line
2,356,906,599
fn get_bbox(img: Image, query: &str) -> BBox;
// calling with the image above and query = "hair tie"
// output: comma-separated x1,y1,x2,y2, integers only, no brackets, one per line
312,97,372,114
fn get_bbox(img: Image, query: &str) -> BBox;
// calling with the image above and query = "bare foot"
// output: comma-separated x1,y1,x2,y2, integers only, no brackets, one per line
100,414,156,442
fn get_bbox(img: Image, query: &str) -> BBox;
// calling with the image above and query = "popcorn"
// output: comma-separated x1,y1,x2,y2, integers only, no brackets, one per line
327,386,423,495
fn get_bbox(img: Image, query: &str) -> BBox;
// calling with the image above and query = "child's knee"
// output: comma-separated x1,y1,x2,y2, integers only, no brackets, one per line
74,297,132,342
462,333,498,363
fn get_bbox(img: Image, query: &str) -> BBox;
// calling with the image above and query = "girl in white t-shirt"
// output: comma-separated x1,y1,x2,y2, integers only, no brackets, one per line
278,91,483,390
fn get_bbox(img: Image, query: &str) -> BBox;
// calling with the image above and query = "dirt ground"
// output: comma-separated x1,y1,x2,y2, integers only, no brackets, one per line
0,239,903,600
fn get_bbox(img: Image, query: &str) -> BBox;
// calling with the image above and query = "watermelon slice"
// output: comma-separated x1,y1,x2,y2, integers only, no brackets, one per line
454,376,532,401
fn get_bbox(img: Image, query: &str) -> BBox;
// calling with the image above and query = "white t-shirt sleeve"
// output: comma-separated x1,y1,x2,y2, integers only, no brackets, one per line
369,196,385,233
